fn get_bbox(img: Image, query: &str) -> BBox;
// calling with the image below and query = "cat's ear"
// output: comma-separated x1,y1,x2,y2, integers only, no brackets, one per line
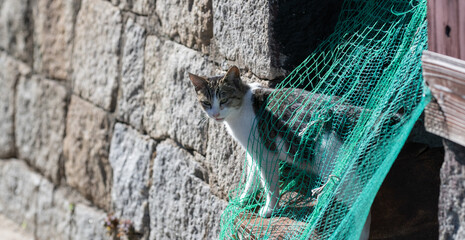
188,73,207,91
225,66,242,88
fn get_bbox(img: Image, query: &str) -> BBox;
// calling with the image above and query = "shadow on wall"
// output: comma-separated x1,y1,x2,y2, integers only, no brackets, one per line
271,0,344,73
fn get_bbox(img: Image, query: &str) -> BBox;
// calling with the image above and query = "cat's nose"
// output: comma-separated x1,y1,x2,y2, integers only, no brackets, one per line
213,112,220,118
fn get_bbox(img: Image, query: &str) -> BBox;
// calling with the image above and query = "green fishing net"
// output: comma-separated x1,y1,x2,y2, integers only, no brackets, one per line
219,0,430,239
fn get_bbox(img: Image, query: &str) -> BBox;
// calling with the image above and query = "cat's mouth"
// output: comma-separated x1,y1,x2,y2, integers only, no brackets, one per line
214,117,225,121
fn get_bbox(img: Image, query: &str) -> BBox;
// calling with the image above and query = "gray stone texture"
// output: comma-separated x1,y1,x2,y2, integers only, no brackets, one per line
15,75,68,184
109,0,156,15
0,159,110,240
72,0,122,111
155,0,213,53
0,159,42,234
439,139,465,240
149,140,227,240
35,184,75,240
63,95,114,211
0,0,33,64
143,36,211,154
109,123,155,233
204,122,245,200
0,52,30,158
37,185,110,240
213,0,281,79
71,204,109,240
117,18,146,130
32,0,80,80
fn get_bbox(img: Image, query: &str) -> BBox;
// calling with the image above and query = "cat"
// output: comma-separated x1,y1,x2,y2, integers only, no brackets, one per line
189,66,371,238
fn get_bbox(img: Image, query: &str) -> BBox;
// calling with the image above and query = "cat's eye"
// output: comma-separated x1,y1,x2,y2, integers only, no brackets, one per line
220,99,228,105
201,101,211,107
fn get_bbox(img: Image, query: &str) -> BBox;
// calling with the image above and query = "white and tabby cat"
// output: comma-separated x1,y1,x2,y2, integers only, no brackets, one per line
189,66,370,239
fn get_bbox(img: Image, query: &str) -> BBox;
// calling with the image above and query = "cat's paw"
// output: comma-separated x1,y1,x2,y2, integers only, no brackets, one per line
258,206,273,218
238,192,255,208
238,196,250,208
238,199,246,208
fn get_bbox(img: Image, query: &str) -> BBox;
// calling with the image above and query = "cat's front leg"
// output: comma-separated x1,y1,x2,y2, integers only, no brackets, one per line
239,153,259,207
258,157,280,218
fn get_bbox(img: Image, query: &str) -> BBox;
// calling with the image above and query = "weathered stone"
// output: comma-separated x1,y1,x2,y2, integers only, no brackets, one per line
72,0,122,111
36,185,77,240
0,159,61,239
117,18,146,130
109,0,155,15
0,214,34,240
439,139,465,240
0,159,110,240
15,76,68,183
71,203,109,240
63,95,114,211
32,0,80,80
143,36,211,154
0,52,30,158
155,0,213,53
37,189,110,240
204,122,245,200
0,159,41,234
149,140,227,240
109,123,155,233
0,0,33,64
213,0,282,79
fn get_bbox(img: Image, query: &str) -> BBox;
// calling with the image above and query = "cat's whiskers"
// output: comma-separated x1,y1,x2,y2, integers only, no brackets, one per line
198,115,209,125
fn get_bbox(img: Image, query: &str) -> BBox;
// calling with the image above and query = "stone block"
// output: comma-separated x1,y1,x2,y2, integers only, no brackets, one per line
149,140,227,240
143,36,212,154
63,95,114,211
72,0,122,111
117,18,146,130
155,0,213,53
109,0,155,15
0,0,33,64
0,159,110,240
32,0,80,80
0,159,41,234
213,0,282,79
439,139,465,240
109,123,155,233
0,52,30,158
0,214,34,240
37,185,109,240
204,122,245,200
71,204,109,240
36,186,76,240
15,75,68,183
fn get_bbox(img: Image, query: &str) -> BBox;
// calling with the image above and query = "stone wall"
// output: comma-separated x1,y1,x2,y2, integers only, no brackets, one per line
1,0,448,239
0,0,295,239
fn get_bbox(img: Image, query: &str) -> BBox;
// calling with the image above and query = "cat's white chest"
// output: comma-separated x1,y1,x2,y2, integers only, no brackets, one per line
224,85,259,149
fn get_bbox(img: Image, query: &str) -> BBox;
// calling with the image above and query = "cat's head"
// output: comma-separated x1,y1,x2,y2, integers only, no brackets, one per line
189,66,249,122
